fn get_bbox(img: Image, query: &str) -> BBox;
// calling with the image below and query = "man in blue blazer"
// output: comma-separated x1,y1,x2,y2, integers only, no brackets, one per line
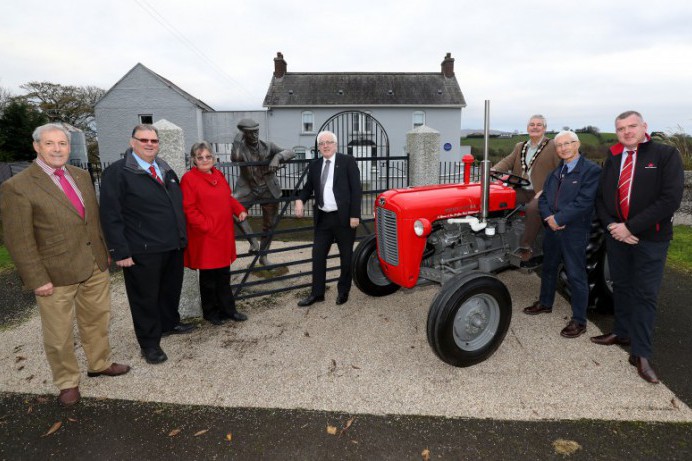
295,131,362,306
523,131,601,339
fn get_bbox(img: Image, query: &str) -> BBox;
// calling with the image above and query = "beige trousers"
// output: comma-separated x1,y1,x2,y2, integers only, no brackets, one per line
36,263,112,390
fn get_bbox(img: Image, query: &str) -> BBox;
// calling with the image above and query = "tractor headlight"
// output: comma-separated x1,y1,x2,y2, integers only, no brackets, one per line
413,219,432,237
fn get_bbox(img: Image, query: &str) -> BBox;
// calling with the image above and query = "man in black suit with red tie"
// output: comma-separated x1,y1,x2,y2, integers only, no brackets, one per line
592,111,684,384
295,130,362,307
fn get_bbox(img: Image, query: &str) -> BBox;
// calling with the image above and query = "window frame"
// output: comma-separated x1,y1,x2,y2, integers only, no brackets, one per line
301,111,314,133
413,111,425,129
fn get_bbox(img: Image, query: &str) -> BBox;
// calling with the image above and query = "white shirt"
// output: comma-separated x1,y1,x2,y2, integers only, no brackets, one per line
320,158,338,212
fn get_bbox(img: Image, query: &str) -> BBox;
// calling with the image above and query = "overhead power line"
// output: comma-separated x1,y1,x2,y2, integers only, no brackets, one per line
132,0,253,100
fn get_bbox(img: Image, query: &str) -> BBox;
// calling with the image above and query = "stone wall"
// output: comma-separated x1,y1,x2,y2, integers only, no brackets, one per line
675,171,692,225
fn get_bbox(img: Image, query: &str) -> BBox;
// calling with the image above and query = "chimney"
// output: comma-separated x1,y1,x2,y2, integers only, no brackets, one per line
274,52,287,78
441,52,454,78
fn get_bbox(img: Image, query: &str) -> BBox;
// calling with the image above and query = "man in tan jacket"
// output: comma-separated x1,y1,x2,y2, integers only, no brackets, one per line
493,114,560,263
0,123,129,407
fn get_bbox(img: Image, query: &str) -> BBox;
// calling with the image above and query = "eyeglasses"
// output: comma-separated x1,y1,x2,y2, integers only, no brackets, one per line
318,140,335,146
555,140,578,149
133,137,159,144
196,155,214,161
528,123,545,128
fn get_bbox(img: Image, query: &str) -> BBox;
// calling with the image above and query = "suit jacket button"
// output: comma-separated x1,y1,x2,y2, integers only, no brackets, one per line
86,242,91,246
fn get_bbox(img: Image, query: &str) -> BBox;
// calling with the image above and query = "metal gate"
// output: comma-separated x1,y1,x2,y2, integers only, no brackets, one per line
317,110,400,191
224,112,408,302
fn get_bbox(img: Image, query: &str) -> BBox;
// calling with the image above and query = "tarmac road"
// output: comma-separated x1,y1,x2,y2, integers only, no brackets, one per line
1,266,690,460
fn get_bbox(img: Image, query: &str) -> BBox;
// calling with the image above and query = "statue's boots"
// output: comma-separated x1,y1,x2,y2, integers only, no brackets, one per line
237,220,260,253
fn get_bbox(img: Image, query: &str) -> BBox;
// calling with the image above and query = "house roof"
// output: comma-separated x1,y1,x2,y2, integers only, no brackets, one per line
96,63,214,111
262,72,466,108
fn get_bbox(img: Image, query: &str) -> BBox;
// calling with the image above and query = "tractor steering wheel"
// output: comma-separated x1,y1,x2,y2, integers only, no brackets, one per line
489,170,531,188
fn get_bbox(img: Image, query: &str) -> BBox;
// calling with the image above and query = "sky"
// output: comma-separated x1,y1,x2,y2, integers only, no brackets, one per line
2,0,691,134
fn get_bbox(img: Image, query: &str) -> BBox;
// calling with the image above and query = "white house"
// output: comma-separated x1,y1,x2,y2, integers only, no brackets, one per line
95,53,466,165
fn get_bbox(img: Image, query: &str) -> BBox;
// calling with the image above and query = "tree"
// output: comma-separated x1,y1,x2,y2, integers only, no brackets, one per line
662,125,691,168
20,82,104,139
0,100,48,161
19,81,105,163
0,86,15,116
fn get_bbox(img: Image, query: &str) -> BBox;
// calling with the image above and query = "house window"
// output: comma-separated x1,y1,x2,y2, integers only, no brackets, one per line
293,146,307,160
353,112,373,133
139,114,153,125
413,111,425,129
302,111,314,133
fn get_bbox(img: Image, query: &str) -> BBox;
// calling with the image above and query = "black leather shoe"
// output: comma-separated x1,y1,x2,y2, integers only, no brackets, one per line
162,323,196,337
590,332,631,346
335,294,349,305
205,316,223,326
522,301,552,315
297,295,325,307
228,311,248,322
629,355,660,384
141,346,167,364
560,320,586,338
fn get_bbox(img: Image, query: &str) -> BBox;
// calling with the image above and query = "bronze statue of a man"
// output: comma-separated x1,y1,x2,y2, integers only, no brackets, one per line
232,118,295,266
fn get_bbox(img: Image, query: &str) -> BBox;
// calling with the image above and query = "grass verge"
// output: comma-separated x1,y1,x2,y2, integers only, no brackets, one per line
669,225,692,273
0,245,13,272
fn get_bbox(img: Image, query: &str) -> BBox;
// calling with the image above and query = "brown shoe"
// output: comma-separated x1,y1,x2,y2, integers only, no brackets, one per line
590,333,631,346
629,355,659,384
560,320,586,338
57,387,80,406
523,301,552,315
516,248,533,262
87,363,131,377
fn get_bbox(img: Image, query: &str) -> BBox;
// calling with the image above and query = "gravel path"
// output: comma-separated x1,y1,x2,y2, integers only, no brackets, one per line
1,243,690,423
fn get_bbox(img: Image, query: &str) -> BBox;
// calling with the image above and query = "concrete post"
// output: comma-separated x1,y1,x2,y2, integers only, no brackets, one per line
154,119,187,177
407,125,440,186
152,119,201,319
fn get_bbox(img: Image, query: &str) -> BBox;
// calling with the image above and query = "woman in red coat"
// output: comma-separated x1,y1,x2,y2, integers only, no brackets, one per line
182,142,248,325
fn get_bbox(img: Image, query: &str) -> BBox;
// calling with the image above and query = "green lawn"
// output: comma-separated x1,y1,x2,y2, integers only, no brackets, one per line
461,132,617,164
0,245,13,272
668,225,692,273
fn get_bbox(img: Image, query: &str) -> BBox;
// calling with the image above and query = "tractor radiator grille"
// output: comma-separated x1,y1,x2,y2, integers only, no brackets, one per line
377,207,399,266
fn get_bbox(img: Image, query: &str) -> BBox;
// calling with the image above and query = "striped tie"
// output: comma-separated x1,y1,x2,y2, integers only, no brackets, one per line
149,165,163,184
618,151,635,220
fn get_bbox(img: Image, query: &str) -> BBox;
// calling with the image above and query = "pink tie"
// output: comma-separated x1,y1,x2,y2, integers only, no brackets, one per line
618,151,635,220
54,169,85,219
149,165,163,184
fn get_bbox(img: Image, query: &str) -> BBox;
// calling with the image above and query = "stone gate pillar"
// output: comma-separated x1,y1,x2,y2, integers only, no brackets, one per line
407,125,440,186
153,119,201,319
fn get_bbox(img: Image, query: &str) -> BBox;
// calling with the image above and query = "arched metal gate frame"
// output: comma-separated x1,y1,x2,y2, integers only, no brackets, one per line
317,110,402,196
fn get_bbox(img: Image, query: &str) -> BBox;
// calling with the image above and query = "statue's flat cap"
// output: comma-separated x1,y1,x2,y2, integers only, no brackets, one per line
237,118,259,131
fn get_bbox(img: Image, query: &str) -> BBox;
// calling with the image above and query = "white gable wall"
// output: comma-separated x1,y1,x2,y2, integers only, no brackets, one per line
95,65,205,164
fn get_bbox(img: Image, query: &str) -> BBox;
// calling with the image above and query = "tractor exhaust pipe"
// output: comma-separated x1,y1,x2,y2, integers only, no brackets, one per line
480,100,491,222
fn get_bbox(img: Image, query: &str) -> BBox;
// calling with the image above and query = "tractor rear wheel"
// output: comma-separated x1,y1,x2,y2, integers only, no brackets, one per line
426,272,512,367
557,218,613,313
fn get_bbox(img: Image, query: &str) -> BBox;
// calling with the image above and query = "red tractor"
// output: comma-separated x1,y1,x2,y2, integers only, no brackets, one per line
352,154,611,367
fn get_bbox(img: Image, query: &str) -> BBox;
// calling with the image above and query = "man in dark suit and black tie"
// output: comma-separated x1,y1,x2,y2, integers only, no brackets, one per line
295,131,362,307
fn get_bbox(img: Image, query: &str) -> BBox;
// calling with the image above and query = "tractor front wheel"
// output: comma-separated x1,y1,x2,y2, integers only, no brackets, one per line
352,234,400,297
426,272,512,367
